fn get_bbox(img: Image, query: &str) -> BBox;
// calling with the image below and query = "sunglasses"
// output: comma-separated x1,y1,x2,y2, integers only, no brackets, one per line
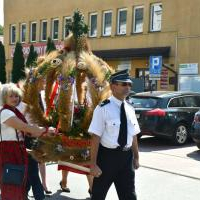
115,82,132,87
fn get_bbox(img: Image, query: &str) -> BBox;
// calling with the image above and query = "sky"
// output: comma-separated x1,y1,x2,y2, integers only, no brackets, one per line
0,0,3,26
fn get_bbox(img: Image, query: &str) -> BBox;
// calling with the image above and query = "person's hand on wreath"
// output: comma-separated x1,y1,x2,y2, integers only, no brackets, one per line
90,163,102,178
40,127,56,137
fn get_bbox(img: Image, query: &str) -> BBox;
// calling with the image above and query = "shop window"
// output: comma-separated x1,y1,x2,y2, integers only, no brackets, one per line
150,3,162,32
52,18,59,40
89,13,97,37
41,20,47,41
133,6,144,33
10,24,16,44
117,8,127,35
102,10,112,36
30,22,37,42
136,68,157,91
63,16,71,38
20,23,26,43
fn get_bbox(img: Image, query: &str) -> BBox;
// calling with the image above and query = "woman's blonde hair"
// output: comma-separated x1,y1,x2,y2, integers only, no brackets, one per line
1,83,23,105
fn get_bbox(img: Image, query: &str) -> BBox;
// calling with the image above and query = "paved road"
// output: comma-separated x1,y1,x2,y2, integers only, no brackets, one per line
139,136,200,179
25,137,200,199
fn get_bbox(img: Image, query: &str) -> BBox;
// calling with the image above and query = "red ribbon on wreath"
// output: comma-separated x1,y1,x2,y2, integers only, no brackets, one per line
45,81,59,117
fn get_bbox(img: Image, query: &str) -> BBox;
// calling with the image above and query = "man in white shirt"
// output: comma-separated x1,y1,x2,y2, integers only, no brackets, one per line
88,69,140,200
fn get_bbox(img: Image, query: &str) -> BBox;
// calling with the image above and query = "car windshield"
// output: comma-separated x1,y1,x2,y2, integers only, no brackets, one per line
128,97,159,108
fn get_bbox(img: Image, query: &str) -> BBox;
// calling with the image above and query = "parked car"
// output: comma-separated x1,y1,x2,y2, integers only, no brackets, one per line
191,111,200,149
127,91,200,145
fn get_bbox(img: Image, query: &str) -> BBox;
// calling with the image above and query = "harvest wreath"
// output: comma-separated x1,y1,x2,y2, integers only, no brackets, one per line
23,10,114,165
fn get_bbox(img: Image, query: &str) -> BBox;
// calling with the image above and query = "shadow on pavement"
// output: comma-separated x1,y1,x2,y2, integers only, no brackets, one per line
187,149,200,161
138,136,195,152
44,190,91,200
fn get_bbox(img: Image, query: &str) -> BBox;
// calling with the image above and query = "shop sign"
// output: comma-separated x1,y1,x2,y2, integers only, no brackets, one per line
179,63,198,75
11,42,64,58
160,68,168,89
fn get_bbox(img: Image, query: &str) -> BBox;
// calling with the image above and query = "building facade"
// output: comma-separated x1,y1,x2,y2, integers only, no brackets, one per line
4,0,200,91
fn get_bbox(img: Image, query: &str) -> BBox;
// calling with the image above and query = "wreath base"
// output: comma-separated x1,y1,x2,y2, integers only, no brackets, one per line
29,135,91,164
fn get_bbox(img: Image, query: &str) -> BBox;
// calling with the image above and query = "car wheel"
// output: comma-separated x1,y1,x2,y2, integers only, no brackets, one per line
172,123,188,145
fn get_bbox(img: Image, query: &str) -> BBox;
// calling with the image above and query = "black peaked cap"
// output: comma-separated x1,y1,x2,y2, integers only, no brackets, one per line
110,69,132,83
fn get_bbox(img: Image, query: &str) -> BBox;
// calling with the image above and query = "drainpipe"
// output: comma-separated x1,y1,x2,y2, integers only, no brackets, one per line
175,34,178,90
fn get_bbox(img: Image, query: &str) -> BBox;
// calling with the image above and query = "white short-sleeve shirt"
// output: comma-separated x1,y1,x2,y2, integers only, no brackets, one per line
88,95,140,148
0,109,23,141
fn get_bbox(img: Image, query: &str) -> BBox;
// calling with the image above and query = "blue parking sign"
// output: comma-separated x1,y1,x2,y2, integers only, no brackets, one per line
149,56,162,75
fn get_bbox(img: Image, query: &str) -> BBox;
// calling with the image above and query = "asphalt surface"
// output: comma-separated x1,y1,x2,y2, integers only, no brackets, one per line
37,137,200,200
1,136,200,200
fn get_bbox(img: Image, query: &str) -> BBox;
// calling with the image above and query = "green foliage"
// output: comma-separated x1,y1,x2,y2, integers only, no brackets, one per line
46,37,56,54
26,44,38,67
66,10,89,40
0,41,6,83
38,62,51,75
0,25,3,35
12,42,25,83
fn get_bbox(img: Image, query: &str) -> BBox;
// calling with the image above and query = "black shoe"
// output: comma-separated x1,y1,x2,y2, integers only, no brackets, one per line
88,189,92,195
44,189,52,195
43,186,52,195
59,181,70,193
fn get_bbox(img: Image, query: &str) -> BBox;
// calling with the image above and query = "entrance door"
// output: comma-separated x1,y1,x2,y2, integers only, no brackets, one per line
136,68,157,91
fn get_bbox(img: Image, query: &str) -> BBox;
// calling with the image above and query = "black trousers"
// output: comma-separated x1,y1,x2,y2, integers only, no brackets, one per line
91,145,137,200
26,154,45,200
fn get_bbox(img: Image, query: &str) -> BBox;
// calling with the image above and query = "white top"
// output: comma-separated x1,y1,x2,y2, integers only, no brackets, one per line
40,90,47,111
88,95,140,148
0,109,24,141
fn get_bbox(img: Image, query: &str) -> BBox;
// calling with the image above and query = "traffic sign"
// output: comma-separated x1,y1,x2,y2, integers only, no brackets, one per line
149,56,162,80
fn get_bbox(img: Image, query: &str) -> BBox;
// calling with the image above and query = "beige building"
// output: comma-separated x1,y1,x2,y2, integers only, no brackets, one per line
4,0,200,91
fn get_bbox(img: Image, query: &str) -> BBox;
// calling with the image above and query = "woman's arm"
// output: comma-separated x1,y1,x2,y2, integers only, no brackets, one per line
4,116,54,137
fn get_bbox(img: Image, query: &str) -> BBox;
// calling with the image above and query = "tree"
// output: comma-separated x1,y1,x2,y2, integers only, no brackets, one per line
46,37,56,54
0,41,6,83
0,25,3,35
12,42,25,83
26,44,38,67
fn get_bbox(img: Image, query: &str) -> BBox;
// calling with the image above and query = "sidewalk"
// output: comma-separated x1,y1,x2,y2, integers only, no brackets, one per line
139,145,200,180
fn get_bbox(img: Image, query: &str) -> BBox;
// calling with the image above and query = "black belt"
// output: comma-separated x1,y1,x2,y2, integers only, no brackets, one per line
100,144,132,152
115,146,132,151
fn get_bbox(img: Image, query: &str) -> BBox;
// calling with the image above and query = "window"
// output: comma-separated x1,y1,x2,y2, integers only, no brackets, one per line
150,3,162,32
117,8,127,35
183,96,200,107
52,18,59,40
118,61,131,70
168,98,179,107
89,13,97,37
133,6,144,33
102,11,112,36
20,23,26,43
63,16,71,38
10,24,16,44
41,20,47,41
168,97,186,107
30,22,37,42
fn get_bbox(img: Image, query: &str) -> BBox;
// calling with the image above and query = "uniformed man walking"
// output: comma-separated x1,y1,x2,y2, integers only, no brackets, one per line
88,69,140,200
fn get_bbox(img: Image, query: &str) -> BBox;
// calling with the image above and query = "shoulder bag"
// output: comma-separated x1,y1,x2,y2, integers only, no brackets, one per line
0,109,25,185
